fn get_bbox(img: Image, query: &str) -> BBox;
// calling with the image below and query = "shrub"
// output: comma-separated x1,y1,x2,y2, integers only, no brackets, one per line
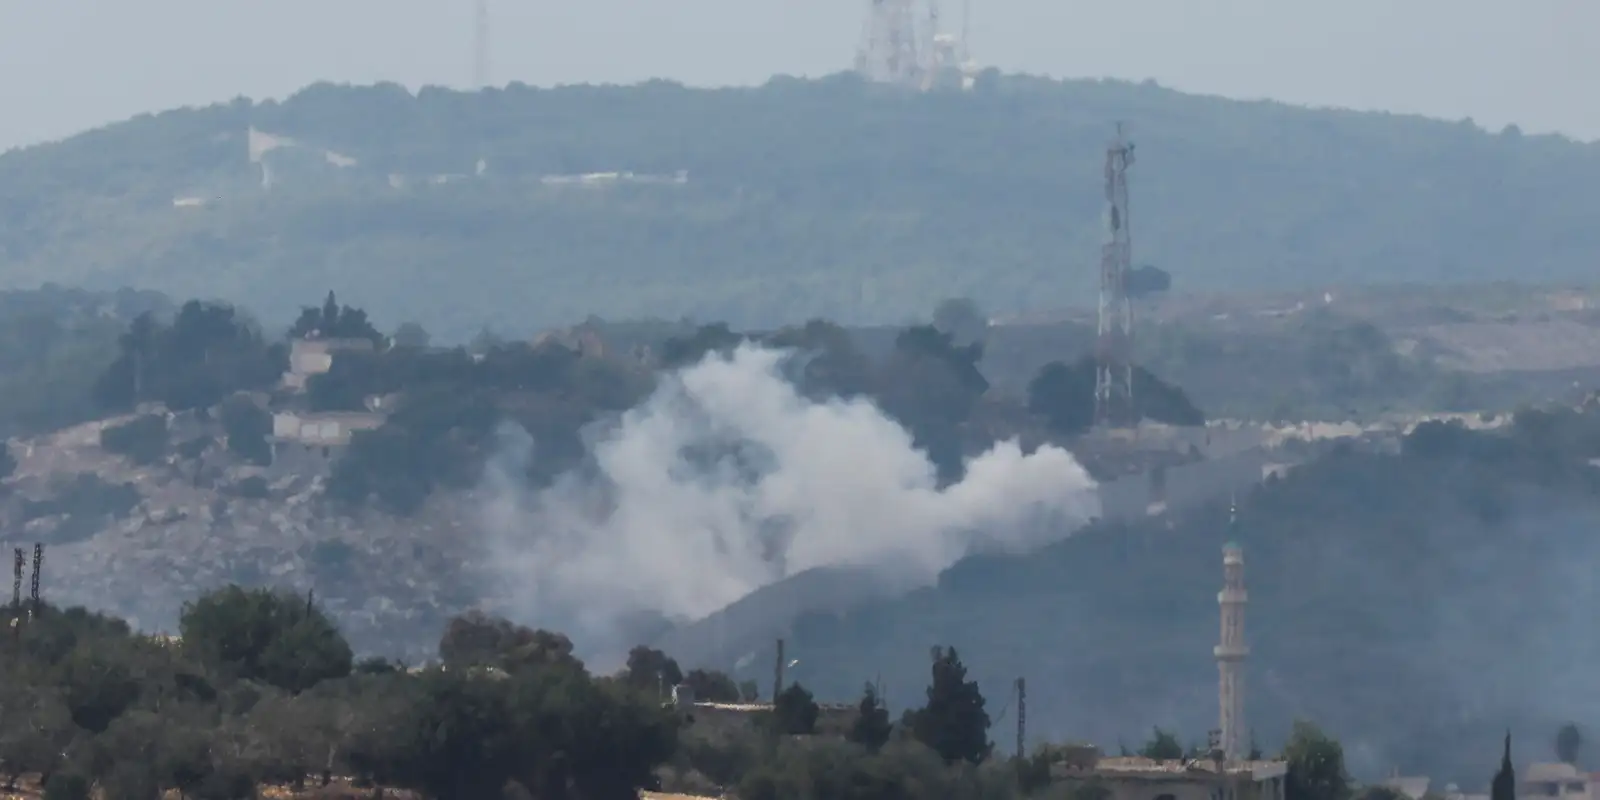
99,414,168,465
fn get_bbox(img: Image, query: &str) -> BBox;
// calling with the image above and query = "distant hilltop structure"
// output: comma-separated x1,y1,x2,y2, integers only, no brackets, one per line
855,0,981,91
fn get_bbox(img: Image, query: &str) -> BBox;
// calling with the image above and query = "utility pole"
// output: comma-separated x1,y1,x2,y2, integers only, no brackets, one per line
29,543,42,620
1015,677,1027,760
1094,123,1137,428
9,548,21,643
773,638,786,703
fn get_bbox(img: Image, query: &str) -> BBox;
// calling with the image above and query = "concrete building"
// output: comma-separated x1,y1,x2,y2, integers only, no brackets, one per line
1055,756,1288,800
1381,773,1431,800
283,338,375,391
271,411,385,448
1521,763,1595,800
669,686,857,743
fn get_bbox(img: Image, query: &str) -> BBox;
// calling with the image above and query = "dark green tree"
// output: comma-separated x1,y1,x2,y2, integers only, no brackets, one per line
98,414,168,465
94,302,286,412
1557,723,1582,765
1139,727,1184,760
179,586,353,693
0,440,16,481
659,323,746,369
1493,732,1516,800
683,668,741,703
908,646,991,765
931,297,988,345
847,683,893,751
290,291,384,345
53,640,144,733
437,610,583,674
1283,721,1350,800
1027,360,1097,436
770,683,820,736
623,645,683,696
377,668,521,800
41,772,90,800
219,394,272,466
1028,356,1204,434
391,321,432,349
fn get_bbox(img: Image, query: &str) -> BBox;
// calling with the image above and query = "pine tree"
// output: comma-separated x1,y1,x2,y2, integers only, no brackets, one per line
771,683,819,735
848,683,893,752
1557,724,1582,766
1493,732,1516,800
909,646,992,765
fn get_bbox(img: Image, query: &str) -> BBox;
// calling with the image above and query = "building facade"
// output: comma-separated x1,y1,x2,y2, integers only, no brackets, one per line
1055,756,1288,800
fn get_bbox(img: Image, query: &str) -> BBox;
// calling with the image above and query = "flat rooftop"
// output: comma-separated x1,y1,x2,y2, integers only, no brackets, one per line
1091,757,1289,781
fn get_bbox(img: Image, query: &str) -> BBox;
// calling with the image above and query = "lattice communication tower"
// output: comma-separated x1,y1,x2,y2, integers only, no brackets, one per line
856,0,923,88
474,0,491,89
30,543,42,615
1094,123,1137,428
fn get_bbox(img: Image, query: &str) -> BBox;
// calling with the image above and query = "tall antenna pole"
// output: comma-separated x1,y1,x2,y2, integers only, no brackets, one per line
10,548,21,610
1094,122,1137,428
961,0,972,63
29,543,43,619
1015,677,1027,759
474,0,491,90
773,638,786,702
1215,502,1248,763
856,0,923,89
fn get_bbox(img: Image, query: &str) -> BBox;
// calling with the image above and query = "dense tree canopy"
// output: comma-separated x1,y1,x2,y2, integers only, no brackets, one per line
92,300,285,412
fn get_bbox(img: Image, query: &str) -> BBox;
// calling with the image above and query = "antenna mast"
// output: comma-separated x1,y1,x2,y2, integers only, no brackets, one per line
961,0,972,63
1094,123,1137,428
1015,677,1027,759
29,543,42,619
856,0,923,89
474,0,491,89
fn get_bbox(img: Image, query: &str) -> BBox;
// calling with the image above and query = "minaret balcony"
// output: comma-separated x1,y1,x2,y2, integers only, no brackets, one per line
1214,644,1250,659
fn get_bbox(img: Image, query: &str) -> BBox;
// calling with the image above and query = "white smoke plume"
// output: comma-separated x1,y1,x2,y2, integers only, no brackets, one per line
481,343,1100,656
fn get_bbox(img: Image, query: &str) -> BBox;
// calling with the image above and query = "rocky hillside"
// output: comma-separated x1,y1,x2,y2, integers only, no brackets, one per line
2,408,489,658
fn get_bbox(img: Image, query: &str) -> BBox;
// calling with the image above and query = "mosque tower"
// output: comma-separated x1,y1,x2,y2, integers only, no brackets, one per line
1214,501,1249,762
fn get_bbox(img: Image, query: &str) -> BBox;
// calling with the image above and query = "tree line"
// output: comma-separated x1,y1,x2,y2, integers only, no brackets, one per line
74,291,1203,516
0,579,1408,800
9,74,1600,337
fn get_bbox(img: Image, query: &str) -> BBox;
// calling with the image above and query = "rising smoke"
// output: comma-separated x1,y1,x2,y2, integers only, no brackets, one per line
480,343,1100,659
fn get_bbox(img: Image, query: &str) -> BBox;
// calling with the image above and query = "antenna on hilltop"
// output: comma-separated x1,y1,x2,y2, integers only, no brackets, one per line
474,0,491,90
856,0,923,89
1094,122,1137,429
953,0,966,63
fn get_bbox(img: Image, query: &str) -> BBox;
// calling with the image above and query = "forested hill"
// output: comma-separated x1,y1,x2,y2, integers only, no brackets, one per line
4,73,1600,338
769,409,1600,783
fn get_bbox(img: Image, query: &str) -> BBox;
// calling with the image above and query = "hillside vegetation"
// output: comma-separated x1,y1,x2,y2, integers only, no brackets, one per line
4,75,1600,337
771,408,1600,783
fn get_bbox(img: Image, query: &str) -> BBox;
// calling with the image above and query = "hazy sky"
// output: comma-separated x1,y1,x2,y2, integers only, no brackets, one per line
2,0,1596,151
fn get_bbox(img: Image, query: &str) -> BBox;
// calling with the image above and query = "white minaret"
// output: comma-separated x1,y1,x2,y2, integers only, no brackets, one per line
1214,502,1249,763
